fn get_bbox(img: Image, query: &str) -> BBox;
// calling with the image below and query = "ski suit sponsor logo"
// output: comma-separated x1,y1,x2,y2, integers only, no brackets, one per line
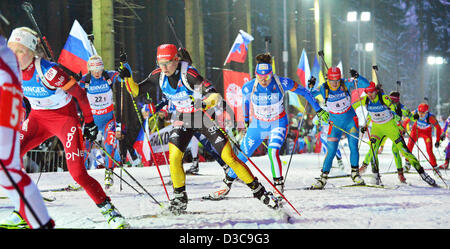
66,126,77,148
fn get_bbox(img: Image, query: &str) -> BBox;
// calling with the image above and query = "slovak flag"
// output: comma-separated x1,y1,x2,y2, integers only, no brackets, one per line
296,48,310,87
58,20,97,75
224,30,254,65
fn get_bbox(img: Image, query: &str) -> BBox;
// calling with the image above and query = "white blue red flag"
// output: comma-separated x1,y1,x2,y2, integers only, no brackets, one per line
296,48,310,87
224,30,254,65
58,20,96,75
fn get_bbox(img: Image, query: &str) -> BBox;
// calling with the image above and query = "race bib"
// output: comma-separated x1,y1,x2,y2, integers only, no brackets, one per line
371,109,393,124
327,95,351,114
0,83,24,131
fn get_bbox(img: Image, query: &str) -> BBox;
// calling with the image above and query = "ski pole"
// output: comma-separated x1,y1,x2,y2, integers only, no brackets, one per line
200,107,301,216
0,160,44,228
284,101,309,185
328,121,369,145
110,169,143,195
402,129,448,188
93,141,164,207
120,70,171,202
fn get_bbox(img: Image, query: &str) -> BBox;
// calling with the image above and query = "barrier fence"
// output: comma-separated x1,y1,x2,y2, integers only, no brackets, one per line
23,150,66,173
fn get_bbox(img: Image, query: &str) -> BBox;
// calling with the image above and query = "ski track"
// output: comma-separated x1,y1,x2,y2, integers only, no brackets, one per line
0,139,449,229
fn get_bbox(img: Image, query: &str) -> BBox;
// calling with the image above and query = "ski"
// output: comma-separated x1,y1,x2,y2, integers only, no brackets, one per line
0,195,56,202
315,174,351,180
338,183,400,190
277,201,295,224
41,184,83,193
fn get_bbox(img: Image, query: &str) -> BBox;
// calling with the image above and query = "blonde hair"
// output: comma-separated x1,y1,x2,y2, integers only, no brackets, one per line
9,27,46,58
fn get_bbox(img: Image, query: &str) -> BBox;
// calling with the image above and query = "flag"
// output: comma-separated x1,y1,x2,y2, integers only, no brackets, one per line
296,48,310,87
224,30,254,65
351,88,366,104
223,69,251,125
58,20,96,75
337,61,343,77
310,55,322,89
133,118,151,163
287,91,305,112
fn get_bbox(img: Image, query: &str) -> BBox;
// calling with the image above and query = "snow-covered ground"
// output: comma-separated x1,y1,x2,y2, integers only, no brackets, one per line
1,139,449,229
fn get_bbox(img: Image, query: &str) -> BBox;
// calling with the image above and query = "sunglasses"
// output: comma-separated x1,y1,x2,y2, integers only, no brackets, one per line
157,59,175,67
256,74,272,81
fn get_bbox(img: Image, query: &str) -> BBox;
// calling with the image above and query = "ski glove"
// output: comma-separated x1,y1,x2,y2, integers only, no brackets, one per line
84,122,99,142
434,141,440,148
308,76,316,89
349,69,359,78
317,109,329,123
361,126,368,134
118,65,131,78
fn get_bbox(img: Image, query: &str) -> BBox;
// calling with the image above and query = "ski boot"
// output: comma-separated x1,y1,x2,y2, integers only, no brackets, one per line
105,168,114,189
205,176,234,200
168,187,188,215
247,178,279,209
404,160,411,172
439,159,449,169
419,170,437,187
397,168,407,183
273,177,284,200
98,199,130,229
0,211,29,229
371,172,383,186
351,167,365,185
359,162,368,174
310,171,328,190
186,157,199,175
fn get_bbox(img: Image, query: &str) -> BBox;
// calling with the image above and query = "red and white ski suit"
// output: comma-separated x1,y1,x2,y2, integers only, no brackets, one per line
403,111,442,167
0,37,51,228
19,55,108,206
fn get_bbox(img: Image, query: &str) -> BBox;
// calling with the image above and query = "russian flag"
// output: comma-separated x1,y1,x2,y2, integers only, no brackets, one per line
224,30,254,65
58,20,96,75
296,48,310,87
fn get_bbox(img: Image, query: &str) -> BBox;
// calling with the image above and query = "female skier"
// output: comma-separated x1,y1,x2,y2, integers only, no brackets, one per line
354,83,436,186
402,103,442,172
439,115,449,169
80,55,122,188
309,67,370,189
206,53,328,200
7,27,128,228
359,91,414,182
122,44,281,214
0,23,53,229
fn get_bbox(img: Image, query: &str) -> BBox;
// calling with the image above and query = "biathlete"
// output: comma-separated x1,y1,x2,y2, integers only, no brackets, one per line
121,44,281,214
354,83,436,186
402,103,442,172
309,67,369,189
207,53,328,200
80,55,122,188
359,91,414,183
7,27,128,229
0,25,53,229
439,115,449,169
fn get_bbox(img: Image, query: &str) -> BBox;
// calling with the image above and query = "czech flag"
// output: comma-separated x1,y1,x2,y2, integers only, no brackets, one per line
58,20,96,75
224,30,254,65
296,48,310,87
133,117,151,163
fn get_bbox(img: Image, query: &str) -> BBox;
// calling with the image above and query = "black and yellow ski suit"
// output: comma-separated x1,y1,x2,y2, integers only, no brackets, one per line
124,62,258,195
